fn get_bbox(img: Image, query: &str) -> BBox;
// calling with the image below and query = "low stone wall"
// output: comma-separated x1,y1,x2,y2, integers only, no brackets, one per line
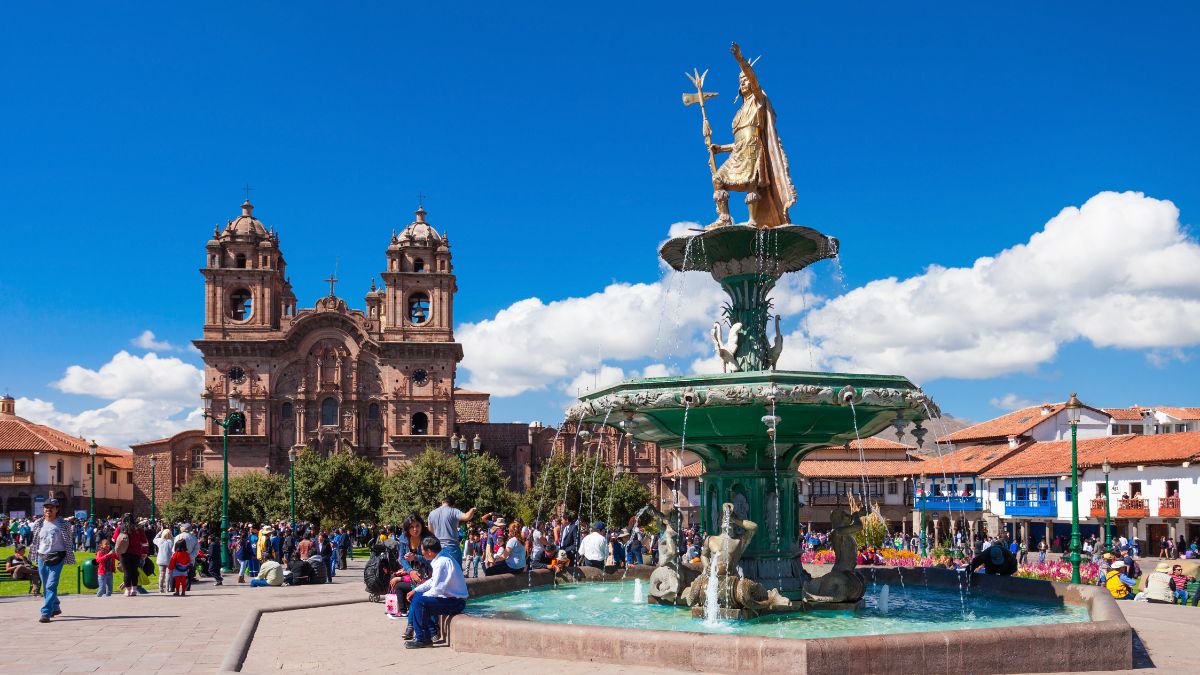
448,566,1131,675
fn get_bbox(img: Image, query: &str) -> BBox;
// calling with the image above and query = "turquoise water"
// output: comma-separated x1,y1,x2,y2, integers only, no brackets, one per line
464,579,1089,639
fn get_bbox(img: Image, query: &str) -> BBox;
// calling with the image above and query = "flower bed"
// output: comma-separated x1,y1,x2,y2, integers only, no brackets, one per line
1015,560,1100,584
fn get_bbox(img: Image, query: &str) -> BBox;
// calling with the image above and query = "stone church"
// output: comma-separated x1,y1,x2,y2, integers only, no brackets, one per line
132,199,552,512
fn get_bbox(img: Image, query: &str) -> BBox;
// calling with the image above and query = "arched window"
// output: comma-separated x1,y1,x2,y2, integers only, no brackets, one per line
368,403,380,420
410,412,429,435
281,402,294,419
229,289,253,321
413,258,426,273
235,253,247,268
408,292,430,325
191,447,204,469
321,398,339,426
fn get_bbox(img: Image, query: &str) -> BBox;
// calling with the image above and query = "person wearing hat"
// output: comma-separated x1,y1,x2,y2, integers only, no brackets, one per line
4,544,41,595
175,524,200,591
968,540,1017,576
1143,562,1176,603
580,521,609,570
611,529,630,570
30,498,75,622
1105,560,1137,599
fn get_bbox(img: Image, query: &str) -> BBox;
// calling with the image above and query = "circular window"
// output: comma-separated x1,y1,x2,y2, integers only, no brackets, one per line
408,292,430,325
229,288,254,321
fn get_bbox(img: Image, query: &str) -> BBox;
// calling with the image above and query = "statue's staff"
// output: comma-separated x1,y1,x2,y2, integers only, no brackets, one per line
683,68,720,174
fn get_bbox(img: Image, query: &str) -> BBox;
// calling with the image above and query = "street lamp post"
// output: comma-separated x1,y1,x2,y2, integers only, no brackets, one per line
149,455,158,523
1065,392,1083,584
288,447,297,531
450,433,481,539
919,472,928,556
1102,457,1113,553
201,390,245,572
88,440,97,526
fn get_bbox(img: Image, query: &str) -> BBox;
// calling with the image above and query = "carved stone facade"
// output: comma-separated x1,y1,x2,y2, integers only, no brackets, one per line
134,201,490,496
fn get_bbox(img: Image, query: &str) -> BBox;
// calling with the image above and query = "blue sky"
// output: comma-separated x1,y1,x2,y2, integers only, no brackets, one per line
2,3,1199,445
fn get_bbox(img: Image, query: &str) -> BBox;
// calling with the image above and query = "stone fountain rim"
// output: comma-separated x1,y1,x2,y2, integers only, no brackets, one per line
448,566,1130,675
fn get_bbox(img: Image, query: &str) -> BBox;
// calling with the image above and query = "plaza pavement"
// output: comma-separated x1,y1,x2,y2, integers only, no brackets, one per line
1,554,1197,674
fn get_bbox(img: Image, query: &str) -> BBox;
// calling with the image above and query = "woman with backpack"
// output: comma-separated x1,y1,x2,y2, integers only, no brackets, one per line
113,514,148,597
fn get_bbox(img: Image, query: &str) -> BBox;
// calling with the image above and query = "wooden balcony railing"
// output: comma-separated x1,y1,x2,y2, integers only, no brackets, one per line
1089,498,1108,518
0,471,34,484
1117,498,1149,518
1159,497,1181,518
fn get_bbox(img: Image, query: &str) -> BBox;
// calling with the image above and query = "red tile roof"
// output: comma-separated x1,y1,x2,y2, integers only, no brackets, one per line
1085,433,1200,469
662,462,703,479
0,415,129,460
796,457,928,479
980,433,1200,477
921,441,1027,475
1156,407,1200,421
982,436,1129,477
1104,407,1148,421
939,404,1064,443
841,437,914,450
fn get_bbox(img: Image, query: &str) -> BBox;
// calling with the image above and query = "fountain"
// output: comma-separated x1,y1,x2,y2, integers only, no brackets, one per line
565,44,935,614
445,43,1132,675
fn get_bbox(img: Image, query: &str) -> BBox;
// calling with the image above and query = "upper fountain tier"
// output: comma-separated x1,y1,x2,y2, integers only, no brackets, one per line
659,224,838,283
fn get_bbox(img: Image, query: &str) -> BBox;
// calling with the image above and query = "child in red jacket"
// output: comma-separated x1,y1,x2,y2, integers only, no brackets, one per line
95,539,116,597
169,539,191,596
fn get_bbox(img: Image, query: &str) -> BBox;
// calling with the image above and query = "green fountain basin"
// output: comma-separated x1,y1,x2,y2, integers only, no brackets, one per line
568,369,935,592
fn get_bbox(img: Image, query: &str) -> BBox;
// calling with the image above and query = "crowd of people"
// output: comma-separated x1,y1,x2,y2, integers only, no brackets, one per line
5,498,374,623
12,494,1200,635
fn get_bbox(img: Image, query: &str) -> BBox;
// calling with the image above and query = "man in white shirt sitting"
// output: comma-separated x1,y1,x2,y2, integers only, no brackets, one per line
580,521,609,570
405,537,469,649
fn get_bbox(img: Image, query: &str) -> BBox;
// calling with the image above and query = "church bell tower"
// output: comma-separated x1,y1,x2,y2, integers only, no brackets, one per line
201,200,295,338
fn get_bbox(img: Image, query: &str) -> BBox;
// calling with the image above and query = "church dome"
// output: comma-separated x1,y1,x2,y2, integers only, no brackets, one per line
398,206,446,246
223,200,270,239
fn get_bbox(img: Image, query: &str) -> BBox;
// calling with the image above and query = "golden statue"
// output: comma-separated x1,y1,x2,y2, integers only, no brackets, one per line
685,43,797,229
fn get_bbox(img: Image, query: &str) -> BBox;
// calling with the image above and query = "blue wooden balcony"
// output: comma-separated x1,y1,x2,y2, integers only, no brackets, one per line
921,495,982,511
1004,500,1058,517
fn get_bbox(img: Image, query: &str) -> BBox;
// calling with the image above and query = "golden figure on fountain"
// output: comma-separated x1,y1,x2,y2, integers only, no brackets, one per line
685,42,797,229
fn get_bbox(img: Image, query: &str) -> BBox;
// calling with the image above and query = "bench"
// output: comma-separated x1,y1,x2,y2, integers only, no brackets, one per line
0,564,40,592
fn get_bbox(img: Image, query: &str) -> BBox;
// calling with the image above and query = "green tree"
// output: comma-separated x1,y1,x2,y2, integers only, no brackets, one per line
378,448,517,525
228,473,289,524
293,449,384,529
161,472,290,525
521,452,653,529
161,473,221,524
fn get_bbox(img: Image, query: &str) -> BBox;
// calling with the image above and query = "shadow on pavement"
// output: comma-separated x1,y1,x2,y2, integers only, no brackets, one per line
1131,629,1156,669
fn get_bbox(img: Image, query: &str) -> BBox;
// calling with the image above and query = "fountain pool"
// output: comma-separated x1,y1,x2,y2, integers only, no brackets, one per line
463,579,1088,640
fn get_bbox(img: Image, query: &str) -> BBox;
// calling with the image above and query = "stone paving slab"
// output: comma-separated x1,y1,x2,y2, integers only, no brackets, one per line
240,600,689,673
0,560,369,674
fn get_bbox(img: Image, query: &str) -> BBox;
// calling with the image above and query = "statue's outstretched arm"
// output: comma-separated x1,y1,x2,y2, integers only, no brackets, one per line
731,42,762,95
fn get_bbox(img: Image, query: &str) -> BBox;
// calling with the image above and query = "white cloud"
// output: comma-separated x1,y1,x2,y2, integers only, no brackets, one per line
990,394,1037,411
1145,348,1193,369
805,191,1200,381
131,330,179,352
458,223,820,397
17,350,205,448
461,192,1200,405
55,351,202,406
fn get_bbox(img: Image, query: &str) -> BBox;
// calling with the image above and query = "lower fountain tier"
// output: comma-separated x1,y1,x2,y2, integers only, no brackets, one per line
568,370,938,462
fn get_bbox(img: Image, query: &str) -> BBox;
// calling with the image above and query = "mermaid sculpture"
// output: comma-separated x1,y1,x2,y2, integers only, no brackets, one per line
802,504,868,604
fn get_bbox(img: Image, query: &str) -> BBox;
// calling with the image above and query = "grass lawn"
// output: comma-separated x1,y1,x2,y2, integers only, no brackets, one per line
0,546,158,597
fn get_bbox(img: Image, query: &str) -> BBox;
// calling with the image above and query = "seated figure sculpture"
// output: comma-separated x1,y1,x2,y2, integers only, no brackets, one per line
680,503,790,617
802,505,868,604
644,505,696,604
